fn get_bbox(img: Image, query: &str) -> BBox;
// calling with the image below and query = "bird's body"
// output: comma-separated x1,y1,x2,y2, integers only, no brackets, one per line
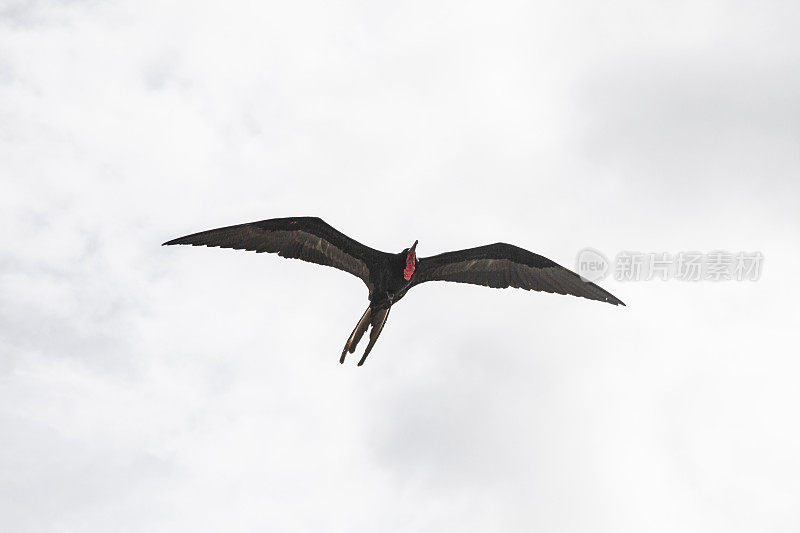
164,216,624,365
367,249,416,307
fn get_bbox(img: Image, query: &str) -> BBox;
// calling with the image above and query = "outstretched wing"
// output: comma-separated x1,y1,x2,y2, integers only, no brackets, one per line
413,243,624,306
163,217,381,289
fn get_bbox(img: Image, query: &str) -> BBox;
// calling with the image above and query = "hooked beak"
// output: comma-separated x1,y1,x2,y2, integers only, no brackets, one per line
410,240,418,253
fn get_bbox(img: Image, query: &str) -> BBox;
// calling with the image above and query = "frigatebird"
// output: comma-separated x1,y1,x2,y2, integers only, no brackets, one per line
164,216,624,366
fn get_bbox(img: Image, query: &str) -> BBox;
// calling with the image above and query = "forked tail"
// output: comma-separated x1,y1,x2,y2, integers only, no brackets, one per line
340,305,391,366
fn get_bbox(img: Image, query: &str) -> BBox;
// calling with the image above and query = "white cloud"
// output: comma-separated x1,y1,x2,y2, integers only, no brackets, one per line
1,1,798,531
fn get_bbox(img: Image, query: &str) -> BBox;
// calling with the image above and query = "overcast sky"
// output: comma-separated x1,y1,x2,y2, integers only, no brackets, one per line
2,1,799,531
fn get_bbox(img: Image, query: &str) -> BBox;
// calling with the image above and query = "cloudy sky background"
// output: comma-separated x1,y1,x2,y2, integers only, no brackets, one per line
2,1,799,531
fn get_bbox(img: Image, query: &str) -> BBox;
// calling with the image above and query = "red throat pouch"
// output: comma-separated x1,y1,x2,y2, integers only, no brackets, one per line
404,251,416,280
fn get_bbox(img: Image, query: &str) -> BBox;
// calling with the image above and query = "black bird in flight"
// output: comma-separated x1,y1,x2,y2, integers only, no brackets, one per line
164,216,624,366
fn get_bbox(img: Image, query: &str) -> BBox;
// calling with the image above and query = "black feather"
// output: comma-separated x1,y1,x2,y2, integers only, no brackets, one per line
164,216,381,292
413,243,625,306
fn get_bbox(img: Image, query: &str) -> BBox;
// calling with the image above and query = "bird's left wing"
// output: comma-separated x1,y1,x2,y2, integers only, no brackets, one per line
163,216,380,289
412,243,624,306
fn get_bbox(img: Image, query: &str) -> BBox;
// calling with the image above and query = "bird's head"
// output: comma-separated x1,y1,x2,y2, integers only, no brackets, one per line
403,240,418,281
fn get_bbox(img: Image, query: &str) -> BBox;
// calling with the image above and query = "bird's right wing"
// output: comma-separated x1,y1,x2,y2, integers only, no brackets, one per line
163,217,381,290
413,243,624,306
